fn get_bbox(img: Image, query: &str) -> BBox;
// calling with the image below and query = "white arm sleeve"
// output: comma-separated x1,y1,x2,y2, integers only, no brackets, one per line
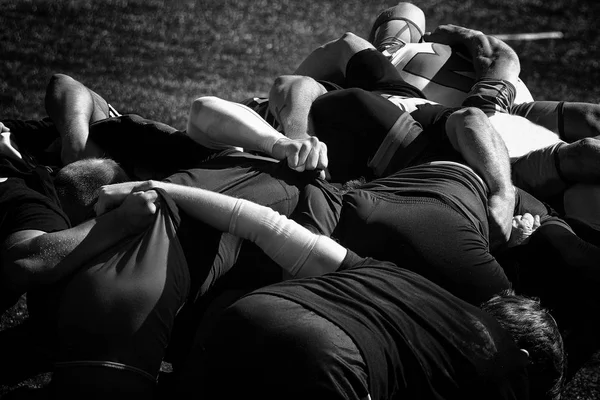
229,199,346,277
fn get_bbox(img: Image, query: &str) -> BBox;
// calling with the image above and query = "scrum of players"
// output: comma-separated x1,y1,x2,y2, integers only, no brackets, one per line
2,2,600,399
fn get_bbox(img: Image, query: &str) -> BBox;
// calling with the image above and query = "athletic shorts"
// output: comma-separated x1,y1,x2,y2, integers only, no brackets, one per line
510,142,568,200
462,78,517,116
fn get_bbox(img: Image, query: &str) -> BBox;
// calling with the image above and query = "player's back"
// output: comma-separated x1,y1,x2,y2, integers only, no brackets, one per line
385,41,533,106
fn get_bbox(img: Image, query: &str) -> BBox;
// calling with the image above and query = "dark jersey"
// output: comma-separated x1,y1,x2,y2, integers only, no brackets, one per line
0,157,69,244
254,250,529,400
163,152,341,300
88,114,218,180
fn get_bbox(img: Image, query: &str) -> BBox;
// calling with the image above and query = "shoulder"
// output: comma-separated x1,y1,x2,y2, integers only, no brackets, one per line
389,42,477,106
0,177,69,244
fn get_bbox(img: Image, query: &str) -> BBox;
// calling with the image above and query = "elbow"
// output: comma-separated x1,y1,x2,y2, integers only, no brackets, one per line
187,96,222,145
445,107,487,150
189,96,221,122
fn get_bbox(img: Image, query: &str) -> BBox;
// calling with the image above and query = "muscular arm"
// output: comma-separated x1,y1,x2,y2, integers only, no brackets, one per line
424,24,521,84
187,96,282,153
187,96,328,173
293,32,375,83
44,73,110,164
1,193,155,309
445,107,515,249
97,180,347,277
270,33,374,140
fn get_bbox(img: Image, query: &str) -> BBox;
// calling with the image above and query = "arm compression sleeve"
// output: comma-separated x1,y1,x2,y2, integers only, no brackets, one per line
229,199,346,277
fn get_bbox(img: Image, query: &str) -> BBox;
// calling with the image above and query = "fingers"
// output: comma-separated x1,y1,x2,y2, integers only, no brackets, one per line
508,213,542,248
286,137,328,172
131,190,159,214
95,181,145,216
521,213,535,226
423,24,483,45
512,213,540,230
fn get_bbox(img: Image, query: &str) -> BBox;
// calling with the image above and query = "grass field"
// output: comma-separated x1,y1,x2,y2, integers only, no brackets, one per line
1,0,600,398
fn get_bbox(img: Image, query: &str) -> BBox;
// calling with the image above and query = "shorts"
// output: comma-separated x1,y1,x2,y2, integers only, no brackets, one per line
511,142,568,199
462,78,517,116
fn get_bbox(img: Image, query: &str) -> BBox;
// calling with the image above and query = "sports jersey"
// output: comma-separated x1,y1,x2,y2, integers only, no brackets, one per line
52,190,189,396
88,114,219,180
333,162,508,305
0,123,70,316
0,117,70,244
333,161,564,306
160,150,343,367
2,117,62,167
163,152,341,301
383,41,534,106
199,250,529,400
0,160,69,244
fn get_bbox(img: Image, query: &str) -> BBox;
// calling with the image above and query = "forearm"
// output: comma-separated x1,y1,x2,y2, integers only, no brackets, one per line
268,75,328,140
147,181,346,276
446,107,515,249
186,96,285,154
425,25,520,83
149,181,237,232
446,108,513,195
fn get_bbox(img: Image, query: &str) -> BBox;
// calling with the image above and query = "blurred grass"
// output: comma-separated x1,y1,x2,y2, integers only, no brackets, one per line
1,0,600,398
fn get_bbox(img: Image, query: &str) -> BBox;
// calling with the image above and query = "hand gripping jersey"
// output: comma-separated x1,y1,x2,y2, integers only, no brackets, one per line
384,41,534,107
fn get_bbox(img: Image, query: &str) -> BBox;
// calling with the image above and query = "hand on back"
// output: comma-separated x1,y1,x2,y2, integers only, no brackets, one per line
95,180,156,216
508,213,541,248
271,136,328,177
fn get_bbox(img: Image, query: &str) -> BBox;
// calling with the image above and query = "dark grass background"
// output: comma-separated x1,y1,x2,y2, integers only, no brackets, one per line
1,0,600,397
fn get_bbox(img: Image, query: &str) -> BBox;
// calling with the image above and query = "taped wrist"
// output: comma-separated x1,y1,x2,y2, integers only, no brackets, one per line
229,199,319,276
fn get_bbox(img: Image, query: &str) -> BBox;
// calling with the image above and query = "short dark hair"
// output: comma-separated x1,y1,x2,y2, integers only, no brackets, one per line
55,158,129,224
481,289,565,400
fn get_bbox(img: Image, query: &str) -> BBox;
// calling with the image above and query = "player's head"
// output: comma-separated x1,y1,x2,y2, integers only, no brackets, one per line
55,157,129,225
369,2,426,51
480,289,565,400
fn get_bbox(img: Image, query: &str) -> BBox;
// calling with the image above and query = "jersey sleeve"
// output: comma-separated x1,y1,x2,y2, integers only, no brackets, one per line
338,249,367,271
